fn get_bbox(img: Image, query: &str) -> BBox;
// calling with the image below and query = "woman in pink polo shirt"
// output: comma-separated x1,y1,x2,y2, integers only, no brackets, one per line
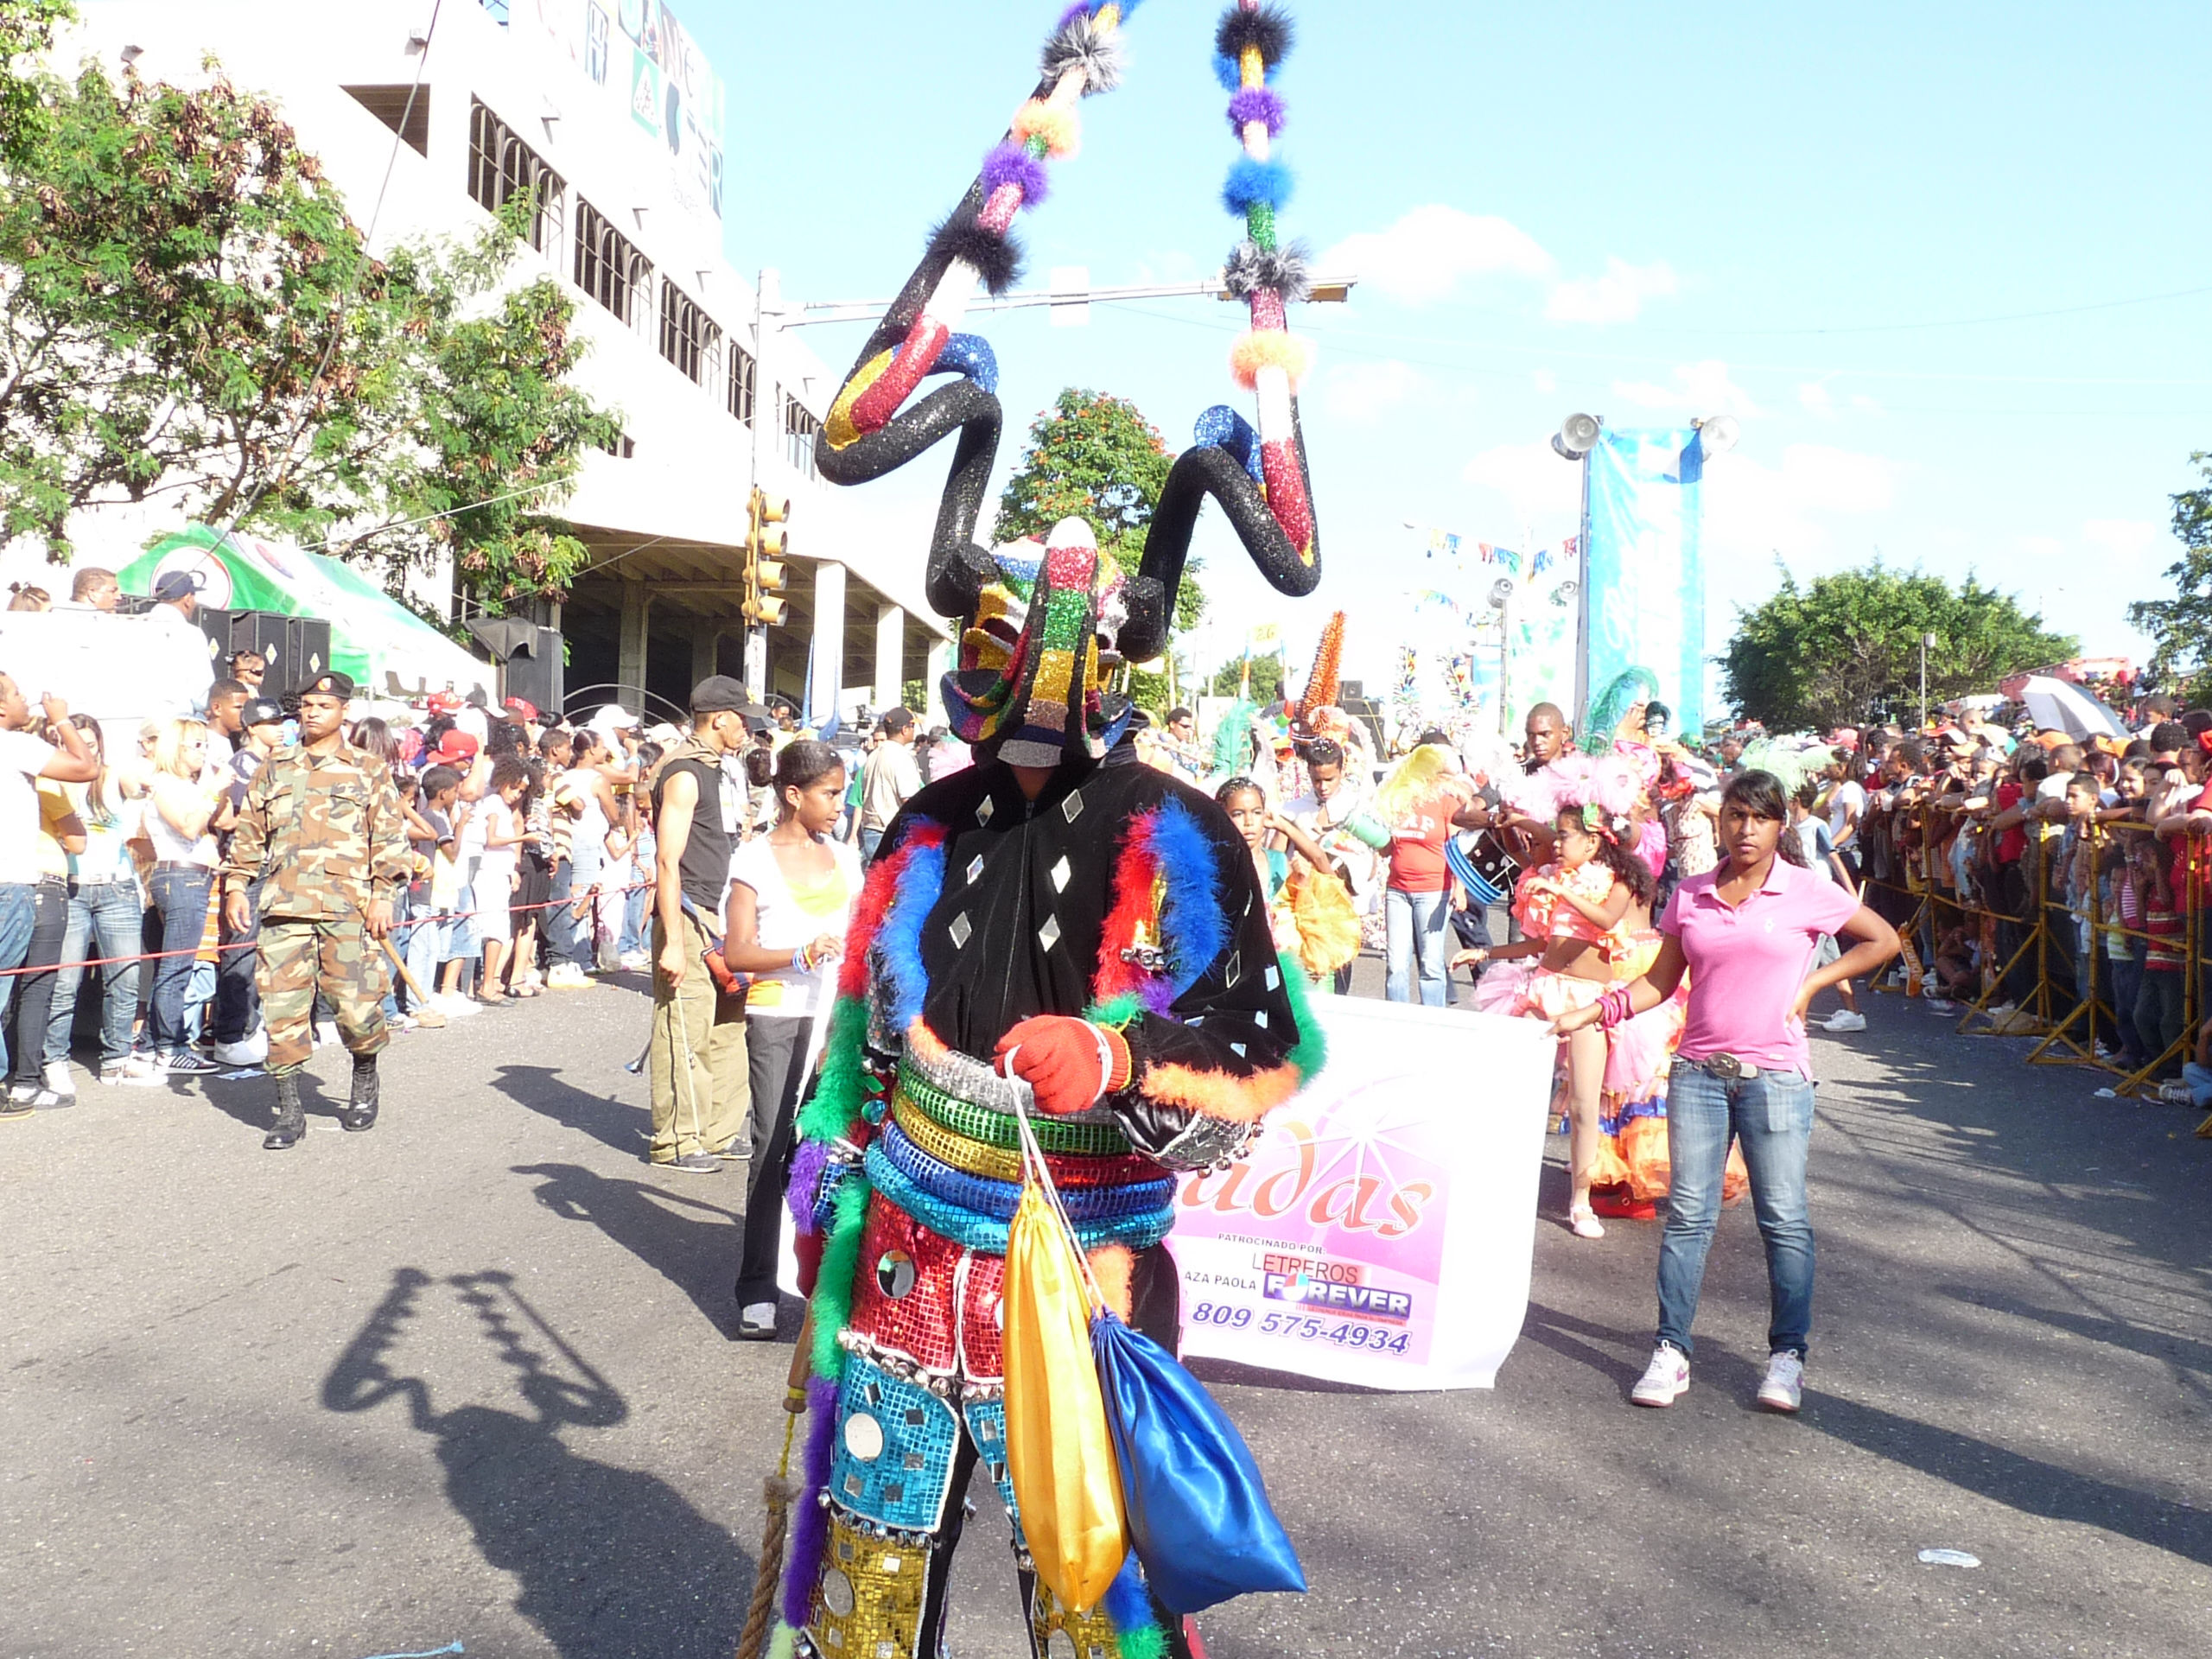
1555,769,1897,1414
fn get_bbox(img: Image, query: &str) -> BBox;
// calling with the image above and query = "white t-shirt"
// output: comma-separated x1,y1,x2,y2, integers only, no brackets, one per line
145,772,218,867
0,730,57,884
1825,779,1866,846
860,741,924,833
726,834,861,1019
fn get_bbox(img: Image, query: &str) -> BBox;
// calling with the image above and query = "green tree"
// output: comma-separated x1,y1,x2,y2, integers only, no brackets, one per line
995,388,1205,715
1722,563,2075,731
0,0,73,165
0,50,615,615
1205,652,1284,705
2126,453,2212,699
334,219,620,613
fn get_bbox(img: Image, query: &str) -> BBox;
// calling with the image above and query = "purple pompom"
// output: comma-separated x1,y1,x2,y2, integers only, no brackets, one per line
1227,86,1285,137
1057,1,1091,29
780,1375,843,1629
981,141,1050,208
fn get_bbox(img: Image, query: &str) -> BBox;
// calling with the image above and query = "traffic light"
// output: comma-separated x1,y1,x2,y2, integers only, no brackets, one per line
743,487,789,627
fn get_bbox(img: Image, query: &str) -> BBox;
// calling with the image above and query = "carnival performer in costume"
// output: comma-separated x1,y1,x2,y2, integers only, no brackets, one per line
1459,754,1655,1238
755,6,1329,1657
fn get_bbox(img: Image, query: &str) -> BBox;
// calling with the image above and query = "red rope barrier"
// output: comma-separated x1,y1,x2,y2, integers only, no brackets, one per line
0,881,652,978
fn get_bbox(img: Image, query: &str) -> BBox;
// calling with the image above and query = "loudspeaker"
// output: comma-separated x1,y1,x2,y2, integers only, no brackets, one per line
499,626,564,715
195,608,333,696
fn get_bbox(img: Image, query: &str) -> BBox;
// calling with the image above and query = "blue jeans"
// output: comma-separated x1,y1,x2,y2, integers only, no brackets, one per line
546,859,586,969
1657,1060,1818,1360
620,880,650,957
1385,887,1450,1007
146,864,213,1053
47,880,143,1066
0,882,36,1074
859,826,885,861
2184,1061,2212,1109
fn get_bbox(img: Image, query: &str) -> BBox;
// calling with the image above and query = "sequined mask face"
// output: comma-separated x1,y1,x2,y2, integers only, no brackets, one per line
942,518,1129,768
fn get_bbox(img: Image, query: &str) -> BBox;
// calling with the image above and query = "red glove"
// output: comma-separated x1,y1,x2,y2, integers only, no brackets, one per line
993,1015,1133,1116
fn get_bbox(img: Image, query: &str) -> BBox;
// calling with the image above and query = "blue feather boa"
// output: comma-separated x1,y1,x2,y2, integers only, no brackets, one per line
877,826,947,1033
1151,799,1227,998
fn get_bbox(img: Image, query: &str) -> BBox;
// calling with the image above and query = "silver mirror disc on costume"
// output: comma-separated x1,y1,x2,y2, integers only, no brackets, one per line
822,1566,856,1618
991,1296,1005,1329
842,1412,885,1462
876,1249,917,1299
1045,1628,1079,1659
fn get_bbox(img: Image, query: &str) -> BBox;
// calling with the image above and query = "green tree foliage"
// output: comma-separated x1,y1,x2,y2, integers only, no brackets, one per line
0,51,616,615
0,0,73,166
1206,652,1285,704
995,388,1205,715
2126,453,2212,699
1721,563,2075,731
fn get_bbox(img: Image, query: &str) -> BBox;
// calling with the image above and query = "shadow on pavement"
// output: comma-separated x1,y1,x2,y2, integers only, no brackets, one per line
322,1267,750,1657
512,1160,740,1335
1802,1385,2212,1567
490,1061,648,1157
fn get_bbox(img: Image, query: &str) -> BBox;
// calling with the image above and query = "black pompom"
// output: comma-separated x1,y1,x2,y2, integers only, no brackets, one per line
1216,3,1294,68
926,213,1024,297
1039,14,1124,95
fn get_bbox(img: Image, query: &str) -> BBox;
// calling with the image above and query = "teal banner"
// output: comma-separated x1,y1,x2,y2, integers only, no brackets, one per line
1583,427,1706,740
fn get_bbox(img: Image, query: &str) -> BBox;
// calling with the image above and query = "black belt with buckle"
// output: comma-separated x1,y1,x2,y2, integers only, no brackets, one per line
1699,1053,1759,1082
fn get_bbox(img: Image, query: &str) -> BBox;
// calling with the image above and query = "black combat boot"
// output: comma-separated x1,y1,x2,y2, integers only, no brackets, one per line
264,1074,305,1151
342,1052,380,1133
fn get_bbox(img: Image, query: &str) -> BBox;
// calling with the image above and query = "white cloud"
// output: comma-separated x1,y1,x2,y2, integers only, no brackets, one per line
1461,440,1586,534
1611,359,1763,419
2084,518,2159,558
1321,205,1554,304
1798,379,1884,418
1543,257,1678,324
1702,444,1898,564
1320,358,1425,424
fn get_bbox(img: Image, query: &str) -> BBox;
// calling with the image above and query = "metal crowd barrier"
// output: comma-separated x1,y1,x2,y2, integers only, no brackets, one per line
1859,810,2212,1138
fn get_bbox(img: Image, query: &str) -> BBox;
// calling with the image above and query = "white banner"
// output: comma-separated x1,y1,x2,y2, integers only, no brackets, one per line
1166,996,1554,1390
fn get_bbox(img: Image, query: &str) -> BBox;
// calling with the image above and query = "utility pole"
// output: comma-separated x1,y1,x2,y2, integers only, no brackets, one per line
1920,631,1937,730
744,268,779,702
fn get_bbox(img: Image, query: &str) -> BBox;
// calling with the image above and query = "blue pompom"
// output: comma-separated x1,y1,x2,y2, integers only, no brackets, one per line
1222,156,1294,216
1212,52,1241,92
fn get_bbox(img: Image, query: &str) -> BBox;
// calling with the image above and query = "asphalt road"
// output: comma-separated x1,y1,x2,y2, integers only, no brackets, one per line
2,962,2206,1658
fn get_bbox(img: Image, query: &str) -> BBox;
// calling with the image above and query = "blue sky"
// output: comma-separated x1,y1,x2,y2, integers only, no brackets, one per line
686,0,2212,701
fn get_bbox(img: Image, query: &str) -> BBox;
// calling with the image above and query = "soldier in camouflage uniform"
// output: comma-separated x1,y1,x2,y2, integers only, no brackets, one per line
223,671,410,1151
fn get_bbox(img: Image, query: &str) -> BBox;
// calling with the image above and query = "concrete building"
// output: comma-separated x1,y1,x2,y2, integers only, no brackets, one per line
59,0,951,722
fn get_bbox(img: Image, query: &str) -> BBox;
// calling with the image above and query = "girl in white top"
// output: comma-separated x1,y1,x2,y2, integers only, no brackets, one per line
722,739,861,1338
141,719,229,1066
470,758,538,1000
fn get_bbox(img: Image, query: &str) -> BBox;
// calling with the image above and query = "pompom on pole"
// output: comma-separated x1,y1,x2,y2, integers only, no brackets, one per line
1228,327,1313,391
1011,98,1082,160
981,141,1052,207
1223,156,1294,215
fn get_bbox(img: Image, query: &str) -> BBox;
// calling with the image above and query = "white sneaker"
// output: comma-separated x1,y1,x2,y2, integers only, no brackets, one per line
1822,1010,1867,1033
1631,1344,1690,1408
1758,1350,1805,1413
618,950,649,971
209,1027,269,1067
432,993,482,1019
41,1059,76,1098
548,963,593,989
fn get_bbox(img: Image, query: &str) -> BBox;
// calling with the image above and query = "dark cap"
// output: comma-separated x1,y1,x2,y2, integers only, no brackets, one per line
300,671,356,701
241,696,285,728
689,674,750,714
151,570,203,603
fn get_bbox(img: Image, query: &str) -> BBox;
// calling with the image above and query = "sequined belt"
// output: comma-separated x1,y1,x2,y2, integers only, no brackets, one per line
895,1060,1135,1157
875,1118,1173,1224
890,1096,1159,1188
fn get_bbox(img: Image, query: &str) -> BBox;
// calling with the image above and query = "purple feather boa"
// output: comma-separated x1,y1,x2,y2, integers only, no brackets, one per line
780,1375,842,1629
981,141,1050,207
786,1139,832,1235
